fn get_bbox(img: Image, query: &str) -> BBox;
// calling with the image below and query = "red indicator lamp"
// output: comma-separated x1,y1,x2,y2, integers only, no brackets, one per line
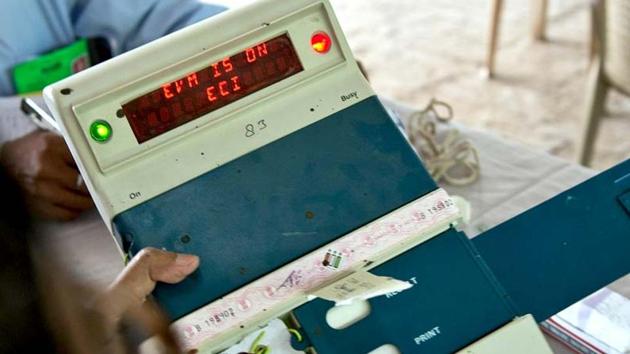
311,32,332,54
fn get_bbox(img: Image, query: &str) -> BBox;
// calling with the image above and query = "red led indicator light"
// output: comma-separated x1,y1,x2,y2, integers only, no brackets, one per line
311,32,332,54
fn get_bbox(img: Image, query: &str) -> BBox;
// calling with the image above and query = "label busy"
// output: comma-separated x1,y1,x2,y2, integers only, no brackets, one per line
122,34,303,143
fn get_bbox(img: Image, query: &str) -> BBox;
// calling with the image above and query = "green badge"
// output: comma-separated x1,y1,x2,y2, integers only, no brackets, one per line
12,39,91,94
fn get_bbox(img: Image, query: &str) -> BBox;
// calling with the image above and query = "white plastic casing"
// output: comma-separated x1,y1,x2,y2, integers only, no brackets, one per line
44,0,374,237
457,315,553,354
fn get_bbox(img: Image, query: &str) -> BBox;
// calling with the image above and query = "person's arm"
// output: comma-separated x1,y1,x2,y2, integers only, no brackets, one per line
91,248,200,352
0,96,92,220
1,130,93,220
71,0,227,55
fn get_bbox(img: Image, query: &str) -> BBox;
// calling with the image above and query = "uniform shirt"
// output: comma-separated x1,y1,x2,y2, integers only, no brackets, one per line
0,0,226,96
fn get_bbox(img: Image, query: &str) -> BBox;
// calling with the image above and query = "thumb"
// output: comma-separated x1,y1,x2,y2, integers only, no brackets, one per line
101,248,199,322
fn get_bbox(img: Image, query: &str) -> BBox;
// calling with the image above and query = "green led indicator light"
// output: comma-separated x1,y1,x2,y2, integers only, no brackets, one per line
90,120,112,142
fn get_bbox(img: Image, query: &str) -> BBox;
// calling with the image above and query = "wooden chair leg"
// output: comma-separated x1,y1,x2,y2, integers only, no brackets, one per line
588,0,604,65
589,6,598,62
531,0,549,40
577,56,608,166
486,0,503,78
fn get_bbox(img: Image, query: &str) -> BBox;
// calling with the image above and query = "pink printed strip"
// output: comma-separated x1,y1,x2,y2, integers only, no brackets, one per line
173,188,459,349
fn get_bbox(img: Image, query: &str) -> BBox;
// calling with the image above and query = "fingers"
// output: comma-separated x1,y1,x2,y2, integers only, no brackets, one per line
56,142,90,194
1,131,93,221
49,134,77,167
24,165,92,220
40,135,90,195
37,180,93,211
27,199,83,221
41,162,90,195
146,250,200,284
104,248,199,321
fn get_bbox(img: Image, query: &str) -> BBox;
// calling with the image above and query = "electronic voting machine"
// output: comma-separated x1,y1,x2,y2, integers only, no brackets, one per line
44,0,630,353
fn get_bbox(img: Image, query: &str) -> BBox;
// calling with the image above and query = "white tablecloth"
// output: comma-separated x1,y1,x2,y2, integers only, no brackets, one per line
386,99,629,353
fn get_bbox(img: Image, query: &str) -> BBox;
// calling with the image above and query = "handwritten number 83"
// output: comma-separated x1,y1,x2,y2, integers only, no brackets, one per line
245,119,267,137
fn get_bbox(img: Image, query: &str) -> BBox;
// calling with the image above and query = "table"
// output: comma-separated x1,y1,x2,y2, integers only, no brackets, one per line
386,98,629,353
34,98,628,353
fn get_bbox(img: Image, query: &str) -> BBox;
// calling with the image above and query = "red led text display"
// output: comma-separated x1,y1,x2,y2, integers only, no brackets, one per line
122,34,303,143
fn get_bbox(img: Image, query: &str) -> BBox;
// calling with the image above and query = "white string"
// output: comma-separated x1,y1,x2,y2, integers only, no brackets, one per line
407,99,480,186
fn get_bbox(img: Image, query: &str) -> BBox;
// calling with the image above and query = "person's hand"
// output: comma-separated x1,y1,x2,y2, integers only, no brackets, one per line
0,130,93,220
86,248,199,353
100,248,200,324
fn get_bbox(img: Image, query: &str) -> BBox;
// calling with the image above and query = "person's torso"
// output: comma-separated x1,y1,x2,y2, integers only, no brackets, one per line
0,0,77,96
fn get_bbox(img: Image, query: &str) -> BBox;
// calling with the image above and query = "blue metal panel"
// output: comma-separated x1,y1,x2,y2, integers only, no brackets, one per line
619,189,630,216
473,159,630,321
113,96,437,319
293,229,517,354
294,160,630,354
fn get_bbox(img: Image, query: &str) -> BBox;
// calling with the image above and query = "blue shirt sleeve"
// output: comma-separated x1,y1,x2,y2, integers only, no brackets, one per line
0,0,226,96
71,0,226,54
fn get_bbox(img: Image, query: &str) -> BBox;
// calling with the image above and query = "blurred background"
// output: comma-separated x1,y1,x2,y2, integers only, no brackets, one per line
210,0,630,170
